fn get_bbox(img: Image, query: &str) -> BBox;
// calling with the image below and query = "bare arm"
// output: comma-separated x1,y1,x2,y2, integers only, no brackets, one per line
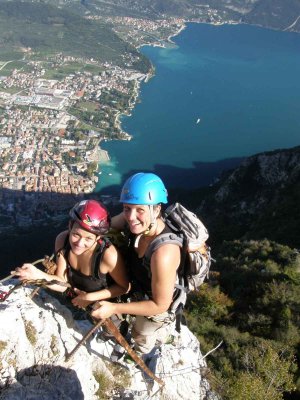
91,243,180,320
11,231,69,293
101,244,130,297
72,245,130,307
111,212,126,230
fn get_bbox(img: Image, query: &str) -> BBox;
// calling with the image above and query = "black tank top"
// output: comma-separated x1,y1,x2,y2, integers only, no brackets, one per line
128,226,172,298
62,236,112,293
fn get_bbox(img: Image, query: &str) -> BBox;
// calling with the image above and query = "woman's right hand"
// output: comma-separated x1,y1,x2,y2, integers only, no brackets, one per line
91,300,116,321
11,263,42,281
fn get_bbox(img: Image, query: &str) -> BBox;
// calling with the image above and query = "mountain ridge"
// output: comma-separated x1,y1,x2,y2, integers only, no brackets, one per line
197,145,300,248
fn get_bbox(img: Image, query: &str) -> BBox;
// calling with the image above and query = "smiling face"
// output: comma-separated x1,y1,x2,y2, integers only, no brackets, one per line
69,222,99,255
123,203,160,235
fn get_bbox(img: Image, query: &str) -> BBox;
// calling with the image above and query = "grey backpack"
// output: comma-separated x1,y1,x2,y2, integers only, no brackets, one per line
145,202,212,293
144,203,212,332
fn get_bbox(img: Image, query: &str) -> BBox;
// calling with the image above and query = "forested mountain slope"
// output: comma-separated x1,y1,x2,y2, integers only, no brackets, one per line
197,145,300,249
73,0,300,32
186,238,300,400
180,145,300,399
0,1,150,71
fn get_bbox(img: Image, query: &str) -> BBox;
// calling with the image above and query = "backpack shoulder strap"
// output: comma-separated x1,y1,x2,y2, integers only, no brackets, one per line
55,233,70,260
144,231,189,335
92,237,111,279
144,232,183,261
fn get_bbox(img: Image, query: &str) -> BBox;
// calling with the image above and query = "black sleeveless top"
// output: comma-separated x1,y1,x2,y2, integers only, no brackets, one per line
128,226,173,298
61,236,112,293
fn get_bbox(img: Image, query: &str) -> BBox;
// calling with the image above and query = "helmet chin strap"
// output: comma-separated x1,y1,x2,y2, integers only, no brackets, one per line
144,205,156,235
134,205,156,248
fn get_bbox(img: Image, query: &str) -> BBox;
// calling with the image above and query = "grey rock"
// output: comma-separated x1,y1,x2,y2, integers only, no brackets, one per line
0,281,218,400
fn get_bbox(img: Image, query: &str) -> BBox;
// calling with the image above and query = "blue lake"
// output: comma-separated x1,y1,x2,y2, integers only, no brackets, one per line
96,22,300,193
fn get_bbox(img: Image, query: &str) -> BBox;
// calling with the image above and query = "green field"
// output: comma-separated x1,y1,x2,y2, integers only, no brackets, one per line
43,62,105,80
0,60,28,75
76,101,100,112
0,2,151,73
0,49,25,62
0,85,24,94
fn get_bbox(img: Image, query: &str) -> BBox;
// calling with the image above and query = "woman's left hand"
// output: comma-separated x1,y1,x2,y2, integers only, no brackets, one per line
71,288,92,309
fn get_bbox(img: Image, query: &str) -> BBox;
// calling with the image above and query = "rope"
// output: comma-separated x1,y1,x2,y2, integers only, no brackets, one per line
0,255,55,284
66,314,164,387
65,319,104,362
0,278,71,302
1,255,165,387
0,275,164,385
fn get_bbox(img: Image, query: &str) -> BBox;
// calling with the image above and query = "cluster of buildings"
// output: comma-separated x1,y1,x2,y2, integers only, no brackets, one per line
0,56,146,231
87,15,186,47
87,12,228,47
0,12,228,232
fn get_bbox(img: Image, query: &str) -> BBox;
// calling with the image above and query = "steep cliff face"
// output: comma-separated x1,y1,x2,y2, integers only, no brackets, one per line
0,280,217,400
198,146,300,247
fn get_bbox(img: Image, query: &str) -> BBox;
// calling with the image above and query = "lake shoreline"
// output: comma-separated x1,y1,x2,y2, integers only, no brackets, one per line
96,22,300,193
96,19,249,186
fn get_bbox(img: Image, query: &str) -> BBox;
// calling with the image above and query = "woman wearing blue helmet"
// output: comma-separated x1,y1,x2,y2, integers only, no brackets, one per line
92,172,181,355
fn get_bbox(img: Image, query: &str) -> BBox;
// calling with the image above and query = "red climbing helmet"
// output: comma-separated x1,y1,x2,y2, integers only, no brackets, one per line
69,200,110,235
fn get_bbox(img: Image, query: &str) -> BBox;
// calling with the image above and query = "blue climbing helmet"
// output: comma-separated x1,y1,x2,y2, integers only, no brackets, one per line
120,172,168,205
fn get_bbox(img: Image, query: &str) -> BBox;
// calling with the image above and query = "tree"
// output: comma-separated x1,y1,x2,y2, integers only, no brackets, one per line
86,162,97,178
184,239,300,399
225,341,296,400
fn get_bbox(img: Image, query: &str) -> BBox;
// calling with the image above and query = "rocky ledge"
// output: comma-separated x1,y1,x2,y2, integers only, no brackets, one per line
0,280,218,400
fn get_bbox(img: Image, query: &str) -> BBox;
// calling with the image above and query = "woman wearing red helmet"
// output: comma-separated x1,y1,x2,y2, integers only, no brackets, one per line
12,200,130,309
